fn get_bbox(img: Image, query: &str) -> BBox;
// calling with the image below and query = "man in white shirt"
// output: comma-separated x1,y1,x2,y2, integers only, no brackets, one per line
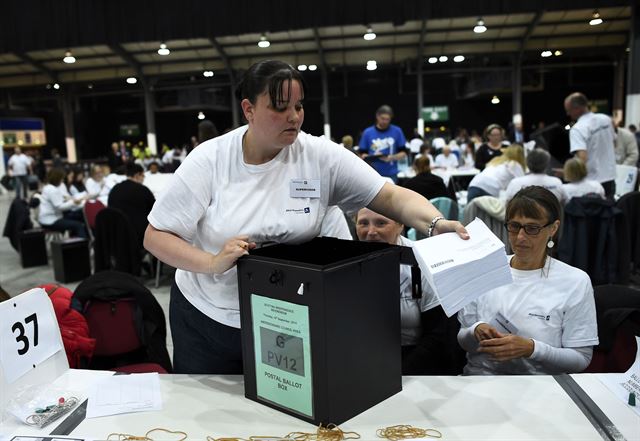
614,125,639,166
564,92,616,198
504,148,566,204
434,146,459,169
8,147,33,200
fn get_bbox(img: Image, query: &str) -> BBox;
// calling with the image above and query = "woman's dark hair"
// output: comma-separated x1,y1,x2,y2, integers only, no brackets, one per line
47,168,65,187
506,186,562,242
235,60,306,107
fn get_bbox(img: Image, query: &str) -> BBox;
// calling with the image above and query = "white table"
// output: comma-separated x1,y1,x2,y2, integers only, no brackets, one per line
5,371,635,440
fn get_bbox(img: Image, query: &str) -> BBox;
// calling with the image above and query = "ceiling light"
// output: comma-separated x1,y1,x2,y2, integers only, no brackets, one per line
364,27,376,41
87,84,93,89
474,18,487,34
53,83,60,90
63,50,76,64
366,60,377,71
565,124,571,130
197,111,205,120
258,34,270,48
427,57,438,64
297,64,307,71
554,50,563,56
589,10,603,26
439,56,448,62
157,43,170,56
541,50,552,58
491,95,500,104
453,55,465,63
126,77,137,84
308,64,317,71
203,70,214,77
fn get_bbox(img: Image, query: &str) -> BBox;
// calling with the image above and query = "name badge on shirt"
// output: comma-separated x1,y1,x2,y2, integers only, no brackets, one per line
290,179,321,198
489,312,519,335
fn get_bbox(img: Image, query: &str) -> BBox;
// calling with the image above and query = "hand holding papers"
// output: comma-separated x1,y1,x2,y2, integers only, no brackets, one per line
413,218,513,317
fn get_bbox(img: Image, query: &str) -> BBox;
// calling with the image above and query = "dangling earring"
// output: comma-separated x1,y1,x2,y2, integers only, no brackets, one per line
547,237,555,248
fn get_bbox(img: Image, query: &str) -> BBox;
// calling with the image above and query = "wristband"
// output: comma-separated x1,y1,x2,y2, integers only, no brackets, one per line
427,216,445,238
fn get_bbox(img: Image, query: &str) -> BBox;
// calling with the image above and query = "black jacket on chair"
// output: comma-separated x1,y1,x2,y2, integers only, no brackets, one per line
74,271,172,372
3,198,33,251
558,197,630,285
94,207,141,276
616,191,640,272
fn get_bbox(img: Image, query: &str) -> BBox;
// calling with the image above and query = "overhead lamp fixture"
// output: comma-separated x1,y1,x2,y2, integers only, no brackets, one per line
439,55,448,62
87,84,93,89
554,50,563,56
258,34,270,48
297,64,308,71
157,43,170,56
589,10,603,26
474,18,487,34
126,77,138,84
197,111,205,120
366,60,377,71
203,70,214,77
427,57,438,64
491,95,500,104
565,124,571,130
541,50,552,58
364,27,376,41
308,64,317,71
453,55,465,63
63,50,76,64
53,83,60,90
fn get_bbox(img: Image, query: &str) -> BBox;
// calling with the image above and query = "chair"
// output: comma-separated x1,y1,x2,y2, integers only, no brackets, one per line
74,271,172,373
83,199,106,244
430,197,459,222
585,285,640,373
94,207,142,276
616,191,640,274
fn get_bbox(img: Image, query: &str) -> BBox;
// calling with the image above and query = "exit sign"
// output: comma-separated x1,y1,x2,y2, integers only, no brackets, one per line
421,106,449,122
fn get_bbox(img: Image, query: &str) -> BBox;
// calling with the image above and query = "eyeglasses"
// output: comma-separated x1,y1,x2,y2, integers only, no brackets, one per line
504,221,553,236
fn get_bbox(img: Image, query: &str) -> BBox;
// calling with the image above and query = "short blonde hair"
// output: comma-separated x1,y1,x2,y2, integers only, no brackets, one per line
563,158,587,182
487,144,526,170
341,135,353,149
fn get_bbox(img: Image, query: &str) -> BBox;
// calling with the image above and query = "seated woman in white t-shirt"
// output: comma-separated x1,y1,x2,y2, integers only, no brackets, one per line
356,207,464,375
38,168,88,239
561,158,605,203
467,144,526,203
504,148,566,204
457,186,598,375
85,165,110,204
434,146,460,169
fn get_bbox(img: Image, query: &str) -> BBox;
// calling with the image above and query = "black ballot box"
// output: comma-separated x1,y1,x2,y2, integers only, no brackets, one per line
237,237,421,425
51,238,91,283
18,229,48,268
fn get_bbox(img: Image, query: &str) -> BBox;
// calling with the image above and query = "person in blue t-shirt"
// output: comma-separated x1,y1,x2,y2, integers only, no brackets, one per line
358,105,408,182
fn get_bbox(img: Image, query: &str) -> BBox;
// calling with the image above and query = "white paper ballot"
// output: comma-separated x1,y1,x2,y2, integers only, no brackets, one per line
598,336,640,417
86,372,162,418
413,218,513,317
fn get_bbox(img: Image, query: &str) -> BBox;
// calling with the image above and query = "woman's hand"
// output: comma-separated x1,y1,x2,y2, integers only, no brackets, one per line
477,334,535,361
474,323,503,342
433,219,469,240
210,235,257,274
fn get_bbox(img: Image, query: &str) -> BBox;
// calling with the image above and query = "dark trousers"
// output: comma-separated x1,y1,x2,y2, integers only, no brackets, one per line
466,186,491,203
44,218,88,238
13,175,29,200
170,280,243,374
601,180,616,199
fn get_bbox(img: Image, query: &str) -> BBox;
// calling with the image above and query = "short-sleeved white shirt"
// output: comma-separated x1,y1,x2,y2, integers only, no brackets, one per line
562,179,605,202
569,112,616,183
458,257,598,375
148,126,386,328
434,153,459,169
468,161,525,196
504,174,566,204
8,153,32,176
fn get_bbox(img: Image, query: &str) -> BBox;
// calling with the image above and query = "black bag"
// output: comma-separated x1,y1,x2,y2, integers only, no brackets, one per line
1,175,13,190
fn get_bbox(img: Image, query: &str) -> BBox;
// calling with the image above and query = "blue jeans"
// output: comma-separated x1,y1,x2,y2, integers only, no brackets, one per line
13,175,29,200
170,280,243,374
44,218,88,238
466,186,491,203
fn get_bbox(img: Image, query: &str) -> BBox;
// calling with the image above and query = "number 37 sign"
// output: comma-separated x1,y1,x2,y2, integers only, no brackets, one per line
0,288,63,384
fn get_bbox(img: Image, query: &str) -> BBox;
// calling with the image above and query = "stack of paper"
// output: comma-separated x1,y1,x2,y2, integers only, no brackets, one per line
86,372,162,418
412,217,513,317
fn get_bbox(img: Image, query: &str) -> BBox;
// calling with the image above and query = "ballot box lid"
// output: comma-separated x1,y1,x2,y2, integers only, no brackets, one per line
244,237,402,270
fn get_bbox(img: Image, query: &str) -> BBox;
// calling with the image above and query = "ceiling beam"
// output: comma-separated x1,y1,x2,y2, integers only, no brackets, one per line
14,53,58,83
209,37,236,85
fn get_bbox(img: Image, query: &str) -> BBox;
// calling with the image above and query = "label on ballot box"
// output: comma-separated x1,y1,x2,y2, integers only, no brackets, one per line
251,294,313,418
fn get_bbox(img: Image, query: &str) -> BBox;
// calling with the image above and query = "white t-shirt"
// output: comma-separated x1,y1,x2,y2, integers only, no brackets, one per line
562,179,605,202
38,184,76,226
408,138,424,154
8,153,32,176
434,153,459,169
320,206,352,240
148,126,386,328
458,257,598,375
85,177,111,206
504,174,566,204
397,235,439,346
468,161,525,196
569,112,616,183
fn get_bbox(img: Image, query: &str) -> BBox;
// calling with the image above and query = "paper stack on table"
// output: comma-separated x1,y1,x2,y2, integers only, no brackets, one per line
412,217,513,317
86,372,162,418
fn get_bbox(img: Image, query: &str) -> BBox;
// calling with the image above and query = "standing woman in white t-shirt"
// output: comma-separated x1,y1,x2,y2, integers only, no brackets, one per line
144,60,469,374
457,186,598,375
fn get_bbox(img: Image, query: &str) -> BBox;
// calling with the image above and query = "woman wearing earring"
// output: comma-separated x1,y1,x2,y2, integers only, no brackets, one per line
457,186,598,375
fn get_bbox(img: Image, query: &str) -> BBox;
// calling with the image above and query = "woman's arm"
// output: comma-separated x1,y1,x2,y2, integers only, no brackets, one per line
528,342,593,373
368,183,468,238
